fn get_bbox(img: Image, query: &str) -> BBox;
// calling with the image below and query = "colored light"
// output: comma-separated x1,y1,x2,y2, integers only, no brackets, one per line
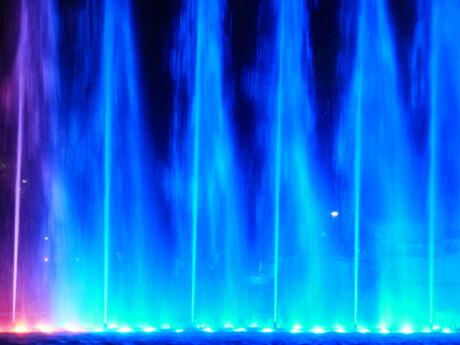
36,324,54,333
203,327,214,333
117,326,132,333
235,328,247,332
311,326,326,334
379,327,389,334
422,328,432,333
13,325,28,333
160,324,171,330
175,329,184,333
433,325,440,331
400,325,414,334
224,322,234,329
261,327,273,333
357,326,370,333
249,322,258,328
442,328,452,333
334,325,346,333
64,323,82,332
143,326,156,333
291,324,303,333
107,323,118,330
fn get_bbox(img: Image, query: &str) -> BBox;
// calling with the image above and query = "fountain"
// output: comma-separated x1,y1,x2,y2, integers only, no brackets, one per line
0,0,459,339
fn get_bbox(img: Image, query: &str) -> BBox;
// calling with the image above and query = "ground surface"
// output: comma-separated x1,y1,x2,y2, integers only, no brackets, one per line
1,333,460,345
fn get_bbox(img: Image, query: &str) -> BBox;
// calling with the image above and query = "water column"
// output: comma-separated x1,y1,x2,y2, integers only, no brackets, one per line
49,0,151,326
172,0,247,327
49,1,105,325
262,0,332,328
425,0,460,327
9,0,57,324
101,0,156,325
339,0,427,328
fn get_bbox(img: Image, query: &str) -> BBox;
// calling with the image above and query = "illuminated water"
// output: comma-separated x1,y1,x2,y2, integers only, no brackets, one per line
0,0,460,334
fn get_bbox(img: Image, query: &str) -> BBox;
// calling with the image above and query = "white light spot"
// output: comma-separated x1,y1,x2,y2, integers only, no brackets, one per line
311,326,326,334
143,326,156,333
357,326,370,333
117,326,132,333
291,324,302,333
400,325,414,334
261,328,273,333
331,210,339,218
13,325,28,333
334,325,346,333
64,323,81,333
36,324,53,333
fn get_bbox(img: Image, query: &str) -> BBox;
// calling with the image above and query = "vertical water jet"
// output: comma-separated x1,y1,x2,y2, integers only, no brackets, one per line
424,0,460,326
258,0,333,327
339,0,427,326
171,0,247,326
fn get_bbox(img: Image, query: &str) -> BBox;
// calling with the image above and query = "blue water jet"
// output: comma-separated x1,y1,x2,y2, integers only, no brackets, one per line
171,0,247,327
338,0,428,327
252,0,340,328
